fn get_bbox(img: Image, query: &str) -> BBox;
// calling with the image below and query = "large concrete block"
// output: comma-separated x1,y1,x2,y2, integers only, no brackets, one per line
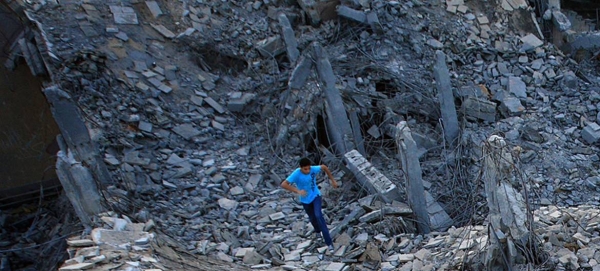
343,150,401,202
462,96,496,122
582,122,600,144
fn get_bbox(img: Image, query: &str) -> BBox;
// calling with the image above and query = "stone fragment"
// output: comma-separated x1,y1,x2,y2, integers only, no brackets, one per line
552,10,571,32
227,93,255,113
67,239,95,247
457,5,468,13
508,76,527,98
115,32,129,41
337,6,366,23
324,262,345,271
172,124,201,140
242,250,263,265
269,212,285,221
461,96,496,122
138,121,153,133
151,24,176,39
212,120,225,131
427,39,443,49
145,1,163,18
59,263,95,270
499,97,525,117
256,36,285,57
109,6,139,24
477,15,489,24
581,123,600,144
520,33,543,48
284,249,302,261
166,154,185,165
204,97,226,114
123,151,150,166
218,198,239,210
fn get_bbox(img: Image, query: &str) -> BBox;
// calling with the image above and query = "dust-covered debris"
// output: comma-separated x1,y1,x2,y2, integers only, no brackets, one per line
5,0,600,270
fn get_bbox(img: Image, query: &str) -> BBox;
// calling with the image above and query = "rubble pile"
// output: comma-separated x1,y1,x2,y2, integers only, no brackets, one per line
4,0,600,270
58,205,600,271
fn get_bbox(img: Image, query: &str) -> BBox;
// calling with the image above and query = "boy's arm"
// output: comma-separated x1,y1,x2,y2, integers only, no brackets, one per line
281,180,307,196
320,165,339,188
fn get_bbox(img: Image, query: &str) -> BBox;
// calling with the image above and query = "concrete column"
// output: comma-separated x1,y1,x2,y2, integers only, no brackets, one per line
312,42,355,155
278,13,300,64
56,147,105,226
433,50,459,145
395,121,430,234
43,86,113,186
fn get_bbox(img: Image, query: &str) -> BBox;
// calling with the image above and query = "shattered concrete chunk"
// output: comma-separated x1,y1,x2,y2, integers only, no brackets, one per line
256,36,285,57
461,96,497,122
204,97,226,114
520,33,544,48
172,124,201,140
337,6,366,23
109,6,138,25
551,10,571,32
145,1,163,18
508,76,527,98
499,97,525,117
151,24,176,39
581,123,600,144
218,198,239,210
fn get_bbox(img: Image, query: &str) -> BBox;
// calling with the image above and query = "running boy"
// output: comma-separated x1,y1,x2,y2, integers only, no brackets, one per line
280,157,339,253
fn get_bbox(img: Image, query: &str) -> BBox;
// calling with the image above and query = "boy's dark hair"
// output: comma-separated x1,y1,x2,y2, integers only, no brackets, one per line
299,157,312,167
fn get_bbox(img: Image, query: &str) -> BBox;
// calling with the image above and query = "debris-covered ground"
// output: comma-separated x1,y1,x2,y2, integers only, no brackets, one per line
5,0,600,270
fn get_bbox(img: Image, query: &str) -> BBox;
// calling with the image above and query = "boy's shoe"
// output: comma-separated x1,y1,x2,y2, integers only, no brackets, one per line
328,245,335,253
314,232,321,240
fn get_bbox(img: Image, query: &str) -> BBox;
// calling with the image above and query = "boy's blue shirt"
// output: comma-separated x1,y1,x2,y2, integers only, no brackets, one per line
286,165,321,204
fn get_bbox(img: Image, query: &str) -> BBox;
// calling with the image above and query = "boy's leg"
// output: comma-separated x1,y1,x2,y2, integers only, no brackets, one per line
302,201,320,235
311,196,333,246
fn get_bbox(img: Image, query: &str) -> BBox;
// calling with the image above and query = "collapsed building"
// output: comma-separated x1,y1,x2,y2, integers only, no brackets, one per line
3,0,600,270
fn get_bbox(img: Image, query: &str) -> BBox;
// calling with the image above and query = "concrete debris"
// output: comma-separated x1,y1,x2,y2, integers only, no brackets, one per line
297,0,338,25
433,50,459,144
109,5,139,25
8,0,600,270
551,10,571,32
145,1,163,19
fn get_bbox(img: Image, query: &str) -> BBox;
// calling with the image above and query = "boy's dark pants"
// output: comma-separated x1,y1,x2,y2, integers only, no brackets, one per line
302,196,332,246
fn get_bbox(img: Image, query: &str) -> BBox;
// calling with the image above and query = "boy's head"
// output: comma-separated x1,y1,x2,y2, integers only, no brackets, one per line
299,157,312,174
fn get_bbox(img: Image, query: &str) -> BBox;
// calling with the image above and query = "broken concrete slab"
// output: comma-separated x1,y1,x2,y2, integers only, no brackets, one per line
343,150,402,203
581,122,600,144
461,96,497,122
508,76,527,98
256,36,285,57
172,124,201,140
151,24,176,39
499,96,525,117
204,97,226,114
337,6,366,23
109,6,139,25
520,33,544,49
145,1,163,18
